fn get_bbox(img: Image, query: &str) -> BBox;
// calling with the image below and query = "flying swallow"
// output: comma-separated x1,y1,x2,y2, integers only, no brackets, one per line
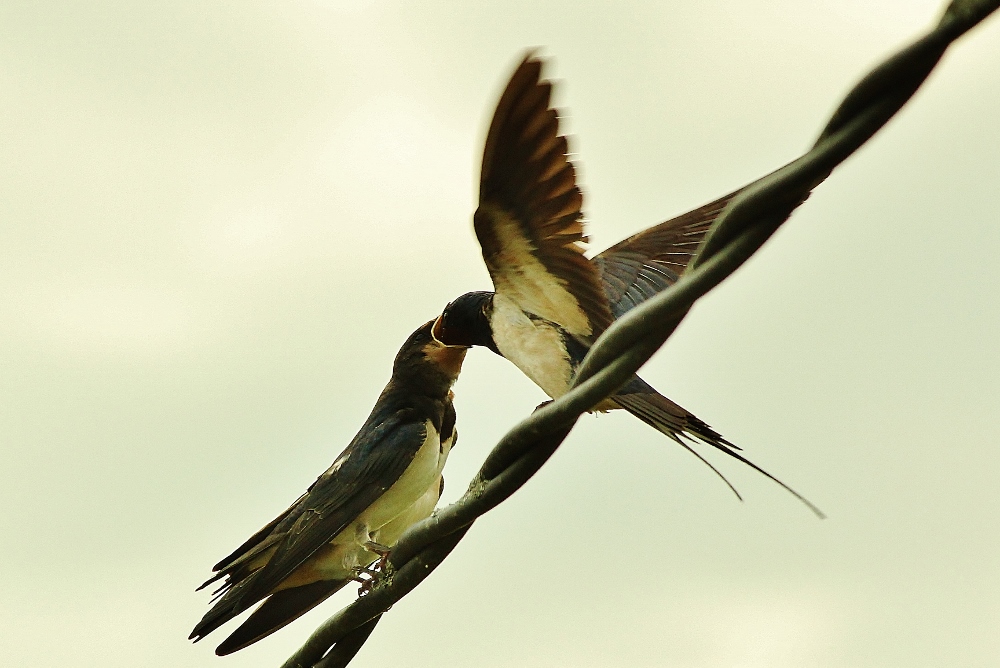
190,320,467,655
432,55,817,510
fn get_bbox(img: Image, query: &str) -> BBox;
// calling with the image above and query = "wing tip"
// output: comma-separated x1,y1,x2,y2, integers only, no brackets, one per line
212,579,348,656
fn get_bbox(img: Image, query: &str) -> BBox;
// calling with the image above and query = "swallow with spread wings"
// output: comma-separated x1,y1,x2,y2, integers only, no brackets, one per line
432,55,819,513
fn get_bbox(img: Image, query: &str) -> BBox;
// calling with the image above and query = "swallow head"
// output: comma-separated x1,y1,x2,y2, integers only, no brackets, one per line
393,319,470,391
431,291,500,355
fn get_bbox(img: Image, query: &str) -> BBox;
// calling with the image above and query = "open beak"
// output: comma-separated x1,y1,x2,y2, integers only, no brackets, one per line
430,315,446,344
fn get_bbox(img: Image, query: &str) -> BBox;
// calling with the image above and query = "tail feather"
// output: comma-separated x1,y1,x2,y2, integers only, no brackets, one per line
190,575,260,644
215,579,348,656
611,379,824,518
611,391,745,501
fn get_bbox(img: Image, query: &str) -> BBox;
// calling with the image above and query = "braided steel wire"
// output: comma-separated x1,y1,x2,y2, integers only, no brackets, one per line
280,2,999,666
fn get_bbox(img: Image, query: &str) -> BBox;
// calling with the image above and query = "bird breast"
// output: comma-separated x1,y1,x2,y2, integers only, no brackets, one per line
490,293,574,399
372,473,442,547
287,420,454,586
360,419,452,532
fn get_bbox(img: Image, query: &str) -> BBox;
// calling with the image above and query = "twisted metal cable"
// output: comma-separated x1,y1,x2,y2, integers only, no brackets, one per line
280,2,998,666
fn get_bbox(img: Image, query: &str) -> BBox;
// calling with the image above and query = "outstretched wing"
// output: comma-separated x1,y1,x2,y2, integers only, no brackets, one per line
592,189,740,319
474,54,613,340
595,168,816,320
190,413,426,642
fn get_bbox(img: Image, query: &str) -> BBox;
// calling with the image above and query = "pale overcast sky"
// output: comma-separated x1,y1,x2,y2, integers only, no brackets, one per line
2,2,999,667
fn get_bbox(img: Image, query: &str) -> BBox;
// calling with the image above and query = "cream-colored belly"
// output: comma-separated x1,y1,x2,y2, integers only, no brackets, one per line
373,474,442,547
298,420,453,582
491,293,573,399
362,420,450,530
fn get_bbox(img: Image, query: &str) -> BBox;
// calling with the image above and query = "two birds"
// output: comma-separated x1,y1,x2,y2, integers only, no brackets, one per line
191,54,815,655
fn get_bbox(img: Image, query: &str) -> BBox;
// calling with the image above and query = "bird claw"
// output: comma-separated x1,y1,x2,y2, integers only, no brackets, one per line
357,575,376,597
351,565,377,596
353,550,394,597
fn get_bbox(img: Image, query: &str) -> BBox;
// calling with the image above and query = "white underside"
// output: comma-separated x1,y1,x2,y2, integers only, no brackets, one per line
373,477,441,546
311,420,453,579
491,293,574,399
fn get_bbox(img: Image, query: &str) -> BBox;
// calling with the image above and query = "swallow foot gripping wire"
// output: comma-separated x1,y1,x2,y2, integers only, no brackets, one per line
354,551,395,598
279,2,998,666
350,568,377,597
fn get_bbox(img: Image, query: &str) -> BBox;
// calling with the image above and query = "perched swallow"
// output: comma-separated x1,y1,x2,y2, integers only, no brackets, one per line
190,320,467,655
433,55,816,508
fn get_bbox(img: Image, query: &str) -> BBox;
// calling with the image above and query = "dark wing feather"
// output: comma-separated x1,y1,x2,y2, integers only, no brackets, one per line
196,493,306,592
592,189,740,319
215,579,348,656
190,415,426,642
475,54,613,339
595,175,816,319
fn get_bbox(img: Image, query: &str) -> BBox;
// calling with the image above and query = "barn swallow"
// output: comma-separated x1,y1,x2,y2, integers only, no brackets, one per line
433,55,817,510
190,320,467,655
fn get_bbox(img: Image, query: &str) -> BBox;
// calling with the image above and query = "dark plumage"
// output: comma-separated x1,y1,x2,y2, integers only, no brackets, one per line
435,54,819,514
191,320,468,654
